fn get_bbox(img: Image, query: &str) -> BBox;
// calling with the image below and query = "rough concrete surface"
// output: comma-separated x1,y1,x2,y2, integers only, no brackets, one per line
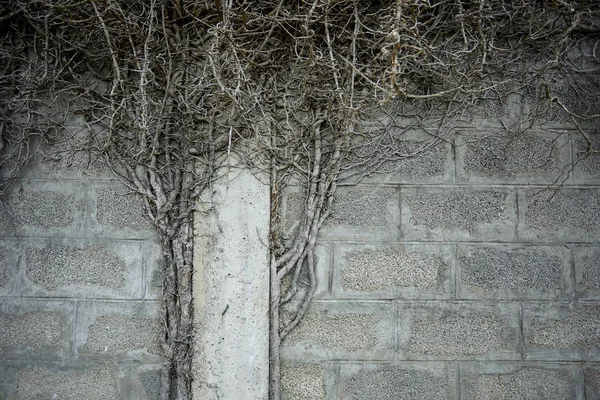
193,164,270,400
0,144,163,398
280,126,600,399
339,362,456,400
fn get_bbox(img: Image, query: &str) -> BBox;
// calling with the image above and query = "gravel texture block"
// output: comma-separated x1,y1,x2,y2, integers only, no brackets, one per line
349,138,453,184
333,243,452,299
523,303,600,361
519,188,600,241
144,242,165,299
339,362,458,400
456,130,570,184
127,364,164,400
0,299,74,359
15,365,122,400
23,239,143,298
34,128,115,180
575,247,600,300
0,365,19,400
401,188,516,241
0,240,19,295
572,132,600,184
320,186,400,240
457,245,571,300
585,366,600,400
281,301,395,361
76,301,162,361
281,362,327,400
398,302,520,360
460,363,577,400
0,181,84,237
89,185,156,239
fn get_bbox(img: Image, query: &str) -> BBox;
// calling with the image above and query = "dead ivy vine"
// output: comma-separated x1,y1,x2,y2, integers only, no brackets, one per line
0,0,599,399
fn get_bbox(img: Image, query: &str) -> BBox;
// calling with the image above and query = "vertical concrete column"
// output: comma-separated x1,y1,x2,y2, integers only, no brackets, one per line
192,164,270,400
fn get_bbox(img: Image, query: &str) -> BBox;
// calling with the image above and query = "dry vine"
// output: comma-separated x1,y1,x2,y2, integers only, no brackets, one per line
0,1,599,399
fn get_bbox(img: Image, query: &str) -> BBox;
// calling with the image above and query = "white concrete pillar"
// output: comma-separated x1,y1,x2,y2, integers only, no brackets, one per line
192,165,270,400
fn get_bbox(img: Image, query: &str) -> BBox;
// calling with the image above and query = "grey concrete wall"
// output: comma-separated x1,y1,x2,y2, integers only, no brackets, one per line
0,129,164,399
193,165,270,400
280,124,600,399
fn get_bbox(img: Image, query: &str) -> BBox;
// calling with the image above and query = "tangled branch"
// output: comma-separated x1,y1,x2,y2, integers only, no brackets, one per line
0,1,598,399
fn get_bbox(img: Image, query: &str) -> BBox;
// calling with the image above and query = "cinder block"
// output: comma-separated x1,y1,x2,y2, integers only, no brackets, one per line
89,185,157,239
0,365,19,400
144,242,165,299
0,180,85,237
0,299,74,359
33,127,115,180
280,244,331,305
339,362,458,400
460,363,577,400
15,364,124,400
281,362,327,400
333,243,453,299
519,188,600,241
127,364,164,400
585,366,600,400
457,245,571,300
572,132,600,184
75,301,162,361
401,188,516,241
22,239,143,299
397,302,520,360
575,246,600,300
523,303,600,361
281,301,395,361
282,186,401,241
347,139,454,185
0,240,19,295
456,130,570,184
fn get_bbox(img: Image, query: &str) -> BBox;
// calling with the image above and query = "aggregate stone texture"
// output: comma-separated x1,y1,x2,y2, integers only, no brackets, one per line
0,248,9,290
281,301,394,361
401,188,515,241
585,367,600,400
0,300,73,358
573,132,600,183
461,365,576,400
76,301,162,360
327,186,396,227
0,183,83,236
0,112,163,400
356,140,453,184
25,243,127,291
575,247,600,300
523,303,600,360
397,302,520,360
334,243,452,299
319,186,400,239
127,365,163,400
81,314,161,357
457,245,571,300
457,131,568,183
15,365,121,400
281,363,326,400
520,188,600,241
91,186,156,238
339,363,457,400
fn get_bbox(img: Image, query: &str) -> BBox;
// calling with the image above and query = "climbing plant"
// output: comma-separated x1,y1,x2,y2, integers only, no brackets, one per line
0,1,598,399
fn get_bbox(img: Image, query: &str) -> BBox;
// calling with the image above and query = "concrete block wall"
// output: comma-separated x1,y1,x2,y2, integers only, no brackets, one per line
280,125,600,399
0,134,163,399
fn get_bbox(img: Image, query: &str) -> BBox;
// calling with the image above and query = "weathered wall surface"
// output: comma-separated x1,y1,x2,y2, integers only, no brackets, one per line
0,123,164,399
193,165,270,400
280,121,600,399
